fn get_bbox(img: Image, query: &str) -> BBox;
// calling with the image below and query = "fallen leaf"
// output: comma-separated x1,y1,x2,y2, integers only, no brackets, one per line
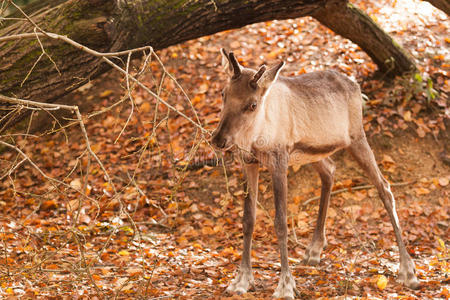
437,237,446,250
126,268,143,276
382,154,395,164
140,102,152,113
376,275,388,290
118,250,130,256
70,178,82,190
233,190,244,196
416,127,426,138
202,226,215,235
438,177,449,187
403,110,412,121
99,90,113,98
92,274,101,281
41,200,58,210
415,187,430,195
198,82,209,94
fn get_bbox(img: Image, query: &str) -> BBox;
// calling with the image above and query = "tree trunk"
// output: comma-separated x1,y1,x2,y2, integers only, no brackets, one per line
425,0,450,15
0,0,415,125
312,0,416,76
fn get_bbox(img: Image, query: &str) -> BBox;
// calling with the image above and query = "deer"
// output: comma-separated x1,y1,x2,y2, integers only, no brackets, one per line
211,49,420,299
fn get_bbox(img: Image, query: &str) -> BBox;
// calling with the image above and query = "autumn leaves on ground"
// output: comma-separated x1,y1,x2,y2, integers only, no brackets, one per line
0,0,449,299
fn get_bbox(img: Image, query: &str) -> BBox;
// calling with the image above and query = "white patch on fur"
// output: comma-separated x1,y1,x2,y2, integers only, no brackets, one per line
226,269,254,294
387,185,400,228
259,64,283,107
273,271,296,299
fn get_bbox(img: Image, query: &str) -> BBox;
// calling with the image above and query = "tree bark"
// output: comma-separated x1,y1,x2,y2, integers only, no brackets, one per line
312,0,416,76
425,0,450,15
0,0,416,124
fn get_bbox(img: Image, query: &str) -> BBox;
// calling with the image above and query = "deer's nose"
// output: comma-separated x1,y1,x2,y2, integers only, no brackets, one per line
212,133,229,149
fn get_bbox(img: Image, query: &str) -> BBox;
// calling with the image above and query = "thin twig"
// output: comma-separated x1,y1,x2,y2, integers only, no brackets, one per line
70,229,105,298
126,172,167,218
102,56,209,135
0,140,94,200
302,181,414,206
114,52,135,143
0,157,26,181
8,0,48,36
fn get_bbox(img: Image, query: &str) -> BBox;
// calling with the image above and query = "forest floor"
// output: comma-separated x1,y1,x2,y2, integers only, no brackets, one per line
0,0,449,299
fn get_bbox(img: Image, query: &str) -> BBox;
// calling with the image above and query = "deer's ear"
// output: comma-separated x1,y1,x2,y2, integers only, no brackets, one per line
257,61,284,89
220,48,231,74
221,48,242,78
249,65,266,89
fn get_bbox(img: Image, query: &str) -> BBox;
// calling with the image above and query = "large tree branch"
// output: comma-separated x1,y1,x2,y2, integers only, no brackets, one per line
0,0,416,128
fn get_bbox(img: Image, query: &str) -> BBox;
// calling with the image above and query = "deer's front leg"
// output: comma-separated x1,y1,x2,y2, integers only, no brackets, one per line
226,163,259,294
270,152,298,300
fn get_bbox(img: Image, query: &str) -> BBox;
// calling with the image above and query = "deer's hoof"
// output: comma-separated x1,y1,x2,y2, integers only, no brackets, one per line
399,257,420,290
303,247,322,266
399,270,420,290
302,254,320,266
226,270,254,295
273,272,297,299
303,239,326,266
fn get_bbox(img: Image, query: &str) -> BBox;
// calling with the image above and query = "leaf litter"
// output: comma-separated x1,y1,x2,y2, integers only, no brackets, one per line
0,0,448,298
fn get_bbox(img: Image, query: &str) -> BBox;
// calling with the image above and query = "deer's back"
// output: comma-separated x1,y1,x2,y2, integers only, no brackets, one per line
280,70,361,108
260,70,364,163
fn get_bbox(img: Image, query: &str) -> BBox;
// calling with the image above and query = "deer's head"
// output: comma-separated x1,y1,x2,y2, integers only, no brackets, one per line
211,48,284,152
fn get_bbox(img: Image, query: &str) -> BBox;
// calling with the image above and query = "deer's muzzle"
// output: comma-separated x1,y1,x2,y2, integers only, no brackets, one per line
211,132,230,149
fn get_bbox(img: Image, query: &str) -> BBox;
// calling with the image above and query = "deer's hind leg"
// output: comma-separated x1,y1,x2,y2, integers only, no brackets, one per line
303,157,335,266
347,137,419,289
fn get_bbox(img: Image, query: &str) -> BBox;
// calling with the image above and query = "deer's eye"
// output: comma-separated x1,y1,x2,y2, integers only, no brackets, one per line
247,102,257,112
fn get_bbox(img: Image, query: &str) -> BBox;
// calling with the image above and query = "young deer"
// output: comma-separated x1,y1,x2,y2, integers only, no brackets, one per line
211,49,419,299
